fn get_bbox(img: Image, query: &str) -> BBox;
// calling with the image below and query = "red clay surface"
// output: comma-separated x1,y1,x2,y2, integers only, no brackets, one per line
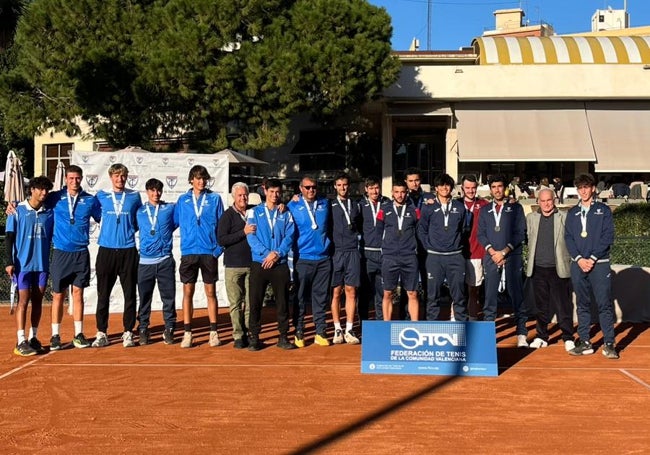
1,306,649,454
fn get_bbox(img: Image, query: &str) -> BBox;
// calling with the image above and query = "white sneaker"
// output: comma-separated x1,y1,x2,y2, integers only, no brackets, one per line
516,334,529,348
529,337,548,349
564,339,576,352
92,331,109,348
333,329,344,344
344,330,360,345
209,330,221,347
122,331,135,348
181,331,192,348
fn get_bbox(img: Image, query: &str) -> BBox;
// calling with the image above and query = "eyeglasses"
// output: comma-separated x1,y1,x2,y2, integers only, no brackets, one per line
302,185,317,190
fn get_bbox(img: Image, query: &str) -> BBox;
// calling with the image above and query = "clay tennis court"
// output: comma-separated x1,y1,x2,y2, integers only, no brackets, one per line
1,306,649,454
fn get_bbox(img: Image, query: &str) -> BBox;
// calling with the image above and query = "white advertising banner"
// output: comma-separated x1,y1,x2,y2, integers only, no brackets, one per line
71,150,230,314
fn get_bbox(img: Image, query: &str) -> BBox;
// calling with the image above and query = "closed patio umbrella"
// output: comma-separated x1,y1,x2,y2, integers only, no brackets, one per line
53,161,66,191
3,150,25,204
3,150,25,314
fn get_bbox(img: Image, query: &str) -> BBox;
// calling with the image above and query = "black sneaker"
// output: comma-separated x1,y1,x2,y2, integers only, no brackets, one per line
29,337,46,354
277,335,296,350
248,337,264,351
233,338,247,349
14,340,37,357
139,329,150,346
602,343,620,359
162,328,174,345
72,333,91,349
569,339,594,356
50,334,62,351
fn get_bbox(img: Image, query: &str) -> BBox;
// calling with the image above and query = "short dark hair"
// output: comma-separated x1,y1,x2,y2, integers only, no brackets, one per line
145,178,163,191
188,165,210,183
334,172,350,184
574,173,596,188
461,174,478,184
29,176,53,191
266,178,282,190
66,165,83,176
365,176,380,187
488,174,507,186
392,180,407,190
404,168,420,179
434,173,455,188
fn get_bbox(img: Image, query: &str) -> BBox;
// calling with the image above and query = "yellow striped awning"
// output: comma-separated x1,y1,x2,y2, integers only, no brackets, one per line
473,36,650,65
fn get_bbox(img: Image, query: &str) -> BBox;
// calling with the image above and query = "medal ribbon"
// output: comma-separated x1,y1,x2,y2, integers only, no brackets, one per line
303,197,318,228
337,197,351,226
192,192,205,224
492,202,503,230
394,203,405,232
368,197,380,227
580,205,590,236
264,205,278,238
67,192,78,223
111,191,126,222
145,202,160,232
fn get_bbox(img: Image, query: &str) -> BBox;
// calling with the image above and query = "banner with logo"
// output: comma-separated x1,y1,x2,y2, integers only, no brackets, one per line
361,321,498,377
71,150,229,314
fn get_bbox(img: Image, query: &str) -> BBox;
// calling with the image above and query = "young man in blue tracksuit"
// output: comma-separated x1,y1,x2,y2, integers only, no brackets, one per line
417,173,468,321
174,165,224,349
565,173,618,359
330,173,361,345
376,181,420,321
477,174,527,347
288,175,332,348
47,165,101,350
93,163,142,348
358,176,390,321
136,178,178,346
5,177,54,356
246,178,296,351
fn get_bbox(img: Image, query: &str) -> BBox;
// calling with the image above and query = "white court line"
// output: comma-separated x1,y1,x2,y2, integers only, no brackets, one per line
619,369,650,391
0,351,53,381
21,362,650,373
31,362,361,368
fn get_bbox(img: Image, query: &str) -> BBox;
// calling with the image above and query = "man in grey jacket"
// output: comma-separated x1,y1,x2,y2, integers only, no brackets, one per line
526,189,575,351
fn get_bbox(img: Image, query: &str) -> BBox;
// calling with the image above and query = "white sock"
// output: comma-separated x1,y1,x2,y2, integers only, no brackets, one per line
74,321,83,336
51,323,60,336
345,322,353,333
29,327,38,339
17,330,26,344
334,322,342,331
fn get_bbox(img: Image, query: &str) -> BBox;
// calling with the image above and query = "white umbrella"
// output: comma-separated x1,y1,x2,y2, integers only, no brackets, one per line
215,148,268,165
3,150,25,204
53,161,66,191
3,150,25,314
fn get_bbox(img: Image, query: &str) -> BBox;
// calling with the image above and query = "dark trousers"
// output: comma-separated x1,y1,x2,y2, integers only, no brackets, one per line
425,253,468,321
531,266,573,341
249,262,291,338
294,258,331,335
96,246,138,333
137,256,177,330
483,253,527,335
570,261,616,344
399,250,427,320
360,250,383,320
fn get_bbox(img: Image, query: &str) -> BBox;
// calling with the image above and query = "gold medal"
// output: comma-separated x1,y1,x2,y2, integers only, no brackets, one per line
581,231,588,238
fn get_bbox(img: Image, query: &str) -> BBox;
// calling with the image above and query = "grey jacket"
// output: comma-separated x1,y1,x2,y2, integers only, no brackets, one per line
525,209,571,278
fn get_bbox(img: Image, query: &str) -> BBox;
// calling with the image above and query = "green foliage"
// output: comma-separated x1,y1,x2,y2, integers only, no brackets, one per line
0,0,400,149
612,203,650,237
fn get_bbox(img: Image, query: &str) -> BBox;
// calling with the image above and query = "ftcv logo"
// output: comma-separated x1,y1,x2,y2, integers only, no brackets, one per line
391,323,467,349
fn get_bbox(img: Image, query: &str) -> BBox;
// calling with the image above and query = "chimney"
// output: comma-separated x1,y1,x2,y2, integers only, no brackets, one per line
494,8,525,30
